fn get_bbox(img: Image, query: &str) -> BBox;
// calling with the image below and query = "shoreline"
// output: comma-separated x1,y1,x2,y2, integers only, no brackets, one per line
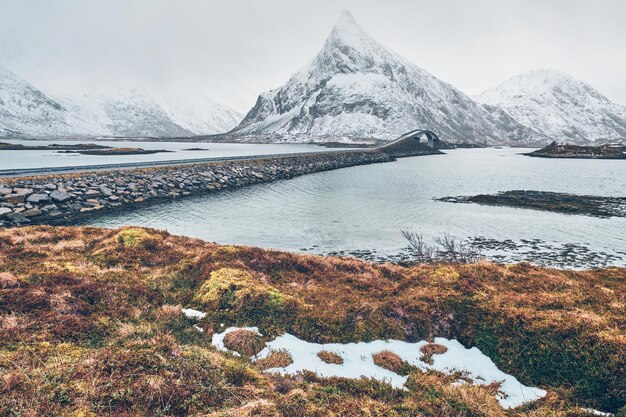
0,149,415,227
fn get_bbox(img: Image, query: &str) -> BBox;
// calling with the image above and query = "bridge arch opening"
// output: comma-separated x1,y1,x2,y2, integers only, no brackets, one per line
377,129,443,156
408,131,439,148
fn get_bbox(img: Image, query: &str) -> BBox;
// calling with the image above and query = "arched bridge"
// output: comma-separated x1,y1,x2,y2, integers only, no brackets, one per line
377,129,444,157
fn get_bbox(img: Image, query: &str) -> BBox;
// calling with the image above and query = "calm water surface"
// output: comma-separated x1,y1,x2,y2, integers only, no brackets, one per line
0,139,339,170
81,148,626,267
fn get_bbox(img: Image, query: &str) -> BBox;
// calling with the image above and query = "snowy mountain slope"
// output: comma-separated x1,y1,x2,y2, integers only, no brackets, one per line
57,88,193,138
146,79,242,134
53,85,242,137
0,64,241,138
476,70,626,144
0,65,87,137
229,11,546,144
102,89,193,137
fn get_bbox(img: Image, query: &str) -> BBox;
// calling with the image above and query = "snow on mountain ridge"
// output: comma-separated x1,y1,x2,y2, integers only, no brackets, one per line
0,64,242,138
477,69,626,143
0,64,89,137
147,78,242,134
231,11,546,144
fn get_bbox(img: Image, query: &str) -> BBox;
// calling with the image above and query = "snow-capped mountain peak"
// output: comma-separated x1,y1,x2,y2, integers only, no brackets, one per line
477,69,626,143
230,11,545,144
479,69,609,105
326,10,378,57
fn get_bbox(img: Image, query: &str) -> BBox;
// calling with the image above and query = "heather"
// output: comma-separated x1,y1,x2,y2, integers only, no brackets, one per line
0,226,624,416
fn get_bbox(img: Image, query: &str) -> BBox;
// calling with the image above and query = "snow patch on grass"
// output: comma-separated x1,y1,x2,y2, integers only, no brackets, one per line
211,326,262,357
182,308,207,320
580,408,613,416
212,328,546,409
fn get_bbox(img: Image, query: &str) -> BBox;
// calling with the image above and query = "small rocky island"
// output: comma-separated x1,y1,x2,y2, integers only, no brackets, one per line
0,142,171,155
61,147,172,156
437,190,626,218
0,142,109,151
526,141,626,159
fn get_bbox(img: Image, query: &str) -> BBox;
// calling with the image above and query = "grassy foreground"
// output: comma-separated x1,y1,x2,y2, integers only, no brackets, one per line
0,226,624,416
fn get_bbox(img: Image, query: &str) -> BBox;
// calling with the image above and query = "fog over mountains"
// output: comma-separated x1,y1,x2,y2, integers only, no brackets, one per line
1,10,625,144
0,64,241,138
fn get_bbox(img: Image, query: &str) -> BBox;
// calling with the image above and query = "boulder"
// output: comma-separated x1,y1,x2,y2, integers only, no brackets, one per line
4,194,26,204
12,188,33,196
27,193,51,204
50,190,73,203
99,186,113,196
6,212,29,224
84,199,101,207
0,207,12,217
22,208,42,217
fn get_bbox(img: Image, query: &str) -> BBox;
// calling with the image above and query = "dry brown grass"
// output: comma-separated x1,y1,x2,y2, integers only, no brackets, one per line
420,342,448,364
208,399,279,417
223,329,265,356
0,312,28,333
317,350,344,364
160,304,182,317
420,343,448,356
2,370,26,392
372,351,410,375
255,350,293,370
42,239,86,253
0,225,623,415
49,290,74,314
0,271,19,288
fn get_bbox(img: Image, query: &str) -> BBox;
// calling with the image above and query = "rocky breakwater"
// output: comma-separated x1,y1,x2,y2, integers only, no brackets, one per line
0,150,393,226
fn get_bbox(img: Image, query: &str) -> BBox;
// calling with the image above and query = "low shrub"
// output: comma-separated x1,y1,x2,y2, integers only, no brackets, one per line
0,226,623,415
115,227,161,248
372,351,411,375
420,342,448,364
255,350,293,370
194,267,300,334
317,350,344,364
223,329,265,356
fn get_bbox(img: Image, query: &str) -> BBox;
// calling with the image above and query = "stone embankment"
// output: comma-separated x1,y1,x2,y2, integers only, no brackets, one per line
0,150,393,226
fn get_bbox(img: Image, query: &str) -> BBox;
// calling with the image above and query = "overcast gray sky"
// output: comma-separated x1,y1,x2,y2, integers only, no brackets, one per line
1,0,624,112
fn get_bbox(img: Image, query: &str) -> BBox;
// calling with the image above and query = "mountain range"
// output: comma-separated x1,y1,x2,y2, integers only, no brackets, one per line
229,11,546,144
2,10,625,144
228,11,625,145
475,69,626,144
0,64,241,138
